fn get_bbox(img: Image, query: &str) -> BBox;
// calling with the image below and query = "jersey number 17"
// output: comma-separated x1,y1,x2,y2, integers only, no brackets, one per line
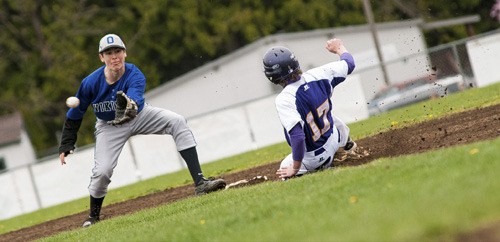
306,99,331,142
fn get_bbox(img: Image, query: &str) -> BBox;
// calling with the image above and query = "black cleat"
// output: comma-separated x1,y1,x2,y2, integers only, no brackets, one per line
82,216,100,228
344,137,358,154
195,177,226,196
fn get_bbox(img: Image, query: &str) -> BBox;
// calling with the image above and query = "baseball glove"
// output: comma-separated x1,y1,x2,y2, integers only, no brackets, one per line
108,91,138,126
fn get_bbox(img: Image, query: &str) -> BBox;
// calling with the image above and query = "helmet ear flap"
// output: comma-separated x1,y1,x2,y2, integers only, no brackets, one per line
264,66,285,84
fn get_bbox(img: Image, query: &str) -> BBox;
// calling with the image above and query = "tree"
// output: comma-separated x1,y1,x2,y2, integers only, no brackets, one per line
0,0,497,157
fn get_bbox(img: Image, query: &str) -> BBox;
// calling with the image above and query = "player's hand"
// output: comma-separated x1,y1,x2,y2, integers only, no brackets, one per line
59,150,73,165
59,152,66,165
276,165,299,179
326,38,348,55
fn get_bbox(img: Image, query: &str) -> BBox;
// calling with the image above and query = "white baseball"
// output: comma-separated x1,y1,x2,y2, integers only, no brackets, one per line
66,96,80,108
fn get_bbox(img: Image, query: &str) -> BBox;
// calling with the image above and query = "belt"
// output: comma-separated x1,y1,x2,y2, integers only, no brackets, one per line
314,147,325,156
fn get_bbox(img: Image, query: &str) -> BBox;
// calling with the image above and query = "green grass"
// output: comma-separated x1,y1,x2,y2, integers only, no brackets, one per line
0,142,290,234
41,138,500,241
0,82,499,238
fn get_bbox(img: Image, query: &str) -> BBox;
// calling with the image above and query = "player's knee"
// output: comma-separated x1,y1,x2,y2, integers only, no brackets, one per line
159,110,187,128
172,113,187,126
170,114,191,134
91,168,113,184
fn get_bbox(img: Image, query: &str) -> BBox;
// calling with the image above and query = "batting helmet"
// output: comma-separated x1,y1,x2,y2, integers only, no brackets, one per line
263,46,300,85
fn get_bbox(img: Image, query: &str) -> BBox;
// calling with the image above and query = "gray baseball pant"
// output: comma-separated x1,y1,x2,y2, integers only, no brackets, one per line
88,104,196,198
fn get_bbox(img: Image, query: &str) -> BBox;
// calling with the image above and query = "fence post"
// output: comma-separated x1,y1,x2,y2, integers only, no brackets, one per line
127,139,142,181
27,164,43,209
243,105,257,149
451,44,464,78
362,0,390,85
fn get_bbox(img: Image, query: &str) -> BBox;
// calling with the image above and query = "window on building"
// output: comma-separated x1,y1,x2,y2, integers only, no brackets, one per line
0,157,6,171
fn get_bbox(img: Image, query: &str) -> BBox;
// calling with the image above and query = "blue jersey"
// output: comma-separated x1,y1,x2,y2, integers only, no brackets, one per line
275,60,350,152
67,63,146,121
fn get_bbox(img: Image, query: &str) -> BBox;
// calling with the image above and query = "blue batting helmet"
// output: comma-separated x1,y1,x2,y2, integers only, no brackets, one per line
263,46,300,84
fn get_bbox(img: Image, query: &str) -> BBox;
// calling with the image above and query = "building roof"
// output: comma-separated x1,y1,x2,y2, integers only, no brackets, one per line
0,112,22,146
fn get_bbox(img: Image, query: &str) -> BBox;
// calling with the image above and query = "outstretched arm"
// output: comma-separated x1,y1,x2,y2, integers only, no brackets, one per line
276,123,304,179
326,38,355,74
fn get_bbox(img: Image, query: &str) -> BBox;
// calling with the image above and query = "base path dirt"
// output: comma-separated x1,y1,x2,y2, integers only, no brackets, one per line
1,104,499,242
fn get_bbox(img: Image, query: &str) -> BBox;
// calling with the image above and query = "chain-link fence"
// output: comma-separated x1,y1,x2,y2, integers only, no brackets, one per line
361,29,500,116
428,39,476,87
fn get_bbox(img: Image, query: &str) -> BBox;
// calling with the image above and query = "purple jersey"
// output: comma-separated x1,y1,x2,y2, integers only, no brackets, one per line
67,63,146,121
275,58,351,152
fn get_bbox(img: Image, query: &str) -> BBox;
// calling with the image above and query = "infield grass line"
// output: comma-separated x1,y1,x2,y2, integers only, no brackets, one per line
41,137,500,242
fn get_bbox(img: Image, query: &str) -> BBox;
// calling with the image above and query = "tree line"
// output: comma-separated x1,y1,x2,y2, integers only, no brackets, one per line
0,0,496,157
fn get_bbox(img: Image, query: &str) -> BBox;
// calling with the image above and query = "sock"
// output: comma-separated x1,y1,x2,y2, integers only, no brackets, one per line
179,146,204,185
89,195,105,218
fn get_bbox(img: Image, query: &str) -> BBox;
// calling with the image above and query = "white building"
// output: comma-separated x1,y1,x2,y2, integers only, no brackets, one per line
0,112,37,171
146,19,428,121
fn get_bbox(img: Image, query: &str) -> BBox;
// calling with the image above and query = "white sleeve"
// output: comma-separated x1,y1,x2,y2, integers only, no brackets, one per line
275,93,304,132
305,60,349,83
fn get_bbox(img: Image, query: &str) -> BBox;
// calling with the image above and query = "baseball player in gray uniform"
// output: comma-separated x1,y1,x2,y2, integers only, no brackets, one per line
58,34,226,227
262,38,357,179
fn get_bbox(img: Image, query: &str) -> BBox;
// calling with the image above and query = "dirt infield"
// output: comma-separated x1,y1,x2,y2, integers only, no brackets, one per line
1,104,499,242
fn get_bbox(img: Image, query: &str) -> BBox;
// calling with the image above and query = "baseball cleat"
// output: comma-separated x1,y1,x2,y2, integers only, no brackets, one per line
343,138,357,154
195,177,226,196
82,216,100,228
